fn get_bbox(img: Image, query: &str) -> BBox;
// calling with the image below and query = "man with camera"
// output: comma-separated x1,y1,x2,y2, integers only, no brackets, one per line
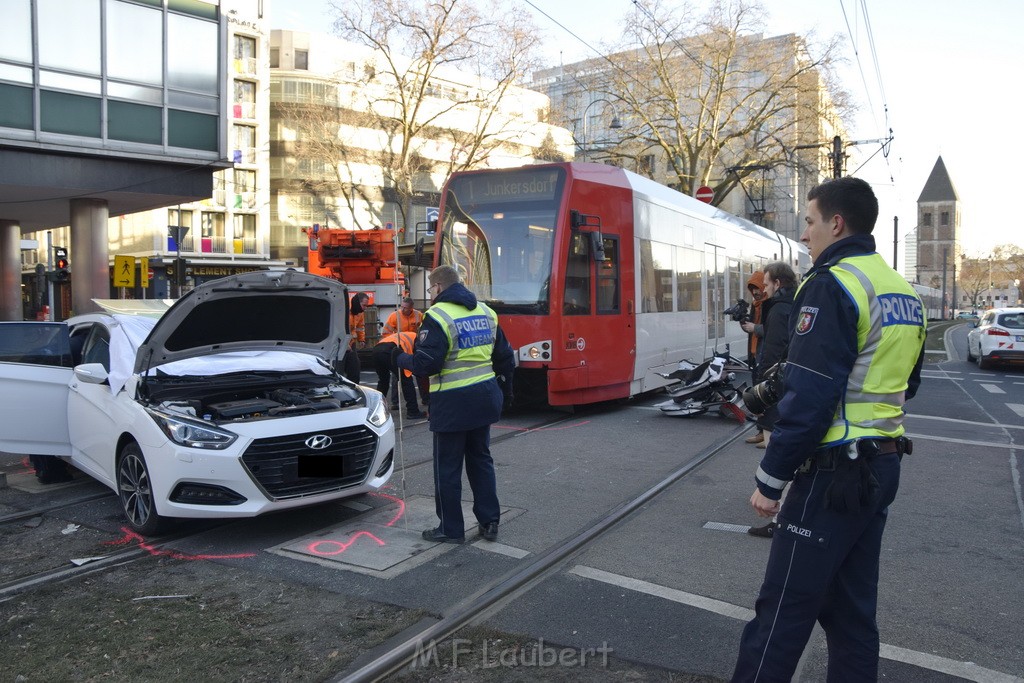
732,177,925,682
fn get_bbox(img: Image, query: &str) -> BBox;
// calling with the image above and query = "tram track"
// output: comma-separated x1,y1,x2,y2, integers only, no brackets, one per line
334,416,751,682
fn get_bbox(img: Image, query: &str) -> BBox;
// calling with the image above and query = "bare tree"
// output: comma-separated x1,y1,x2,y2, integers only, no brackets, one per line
958,256,990,312
586,0,850,204
311,0,543,230
992,243,1024,297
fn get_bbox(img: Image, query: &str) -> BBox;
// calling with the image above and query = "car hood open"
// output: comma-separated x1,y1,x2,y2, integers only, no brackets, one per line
134,270,349,375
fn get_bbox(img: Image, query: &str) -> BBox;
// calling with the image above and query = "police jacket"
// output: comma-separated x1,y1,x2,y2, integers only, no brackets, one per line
755,286,794,372
396,283,515,433
754,234,925,500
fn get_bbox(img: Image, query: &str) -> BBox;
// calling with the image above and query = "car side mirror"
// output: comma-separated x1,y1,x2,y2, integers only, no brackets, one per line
74,363,109,385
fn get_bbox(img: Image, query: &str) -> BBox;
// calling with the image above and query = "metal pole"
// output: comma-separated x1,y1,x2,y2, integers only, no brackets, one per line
941,248,948,319
892,216,898,269
46,231,54,321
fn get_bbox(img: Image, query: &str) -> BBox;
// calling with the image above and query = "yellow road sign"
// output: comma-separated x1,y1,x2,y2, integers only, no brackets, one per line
139,257,150,288
113,255,136,287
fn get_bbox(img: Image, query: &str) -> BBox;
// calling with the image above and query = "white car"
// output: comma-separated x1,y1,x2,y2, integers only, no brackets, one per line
0,271,394,534
966,307,1024,369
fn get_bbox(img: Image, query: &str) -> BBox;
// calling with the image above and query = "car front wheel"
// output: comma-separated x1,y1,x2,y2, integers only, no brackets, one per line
117,442,167,536
966,342,976,362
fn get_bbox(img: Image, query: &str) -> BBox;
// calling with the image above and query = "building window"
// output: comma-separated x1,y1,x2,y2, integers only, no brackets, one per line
233,80,256,119
295,49,309,70
234,35,257,75
270,48,279,68
201,212,225,253
922,212,932,227
940,211,949,226
168,209,194,251
232,124,256,164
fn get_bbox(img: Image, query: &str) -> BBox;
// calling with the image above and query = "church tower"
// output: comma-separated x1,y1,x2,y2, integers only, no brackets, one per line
915,157,961,290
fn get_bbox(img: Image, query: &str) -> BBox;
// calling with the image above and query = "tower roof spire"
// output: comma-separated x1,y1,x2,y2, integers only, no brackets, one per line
918,156,959,202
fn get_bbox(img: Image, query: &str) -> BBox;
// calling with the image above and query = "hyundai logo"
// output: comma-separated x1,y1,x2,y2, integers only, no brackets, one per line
305,434,333,450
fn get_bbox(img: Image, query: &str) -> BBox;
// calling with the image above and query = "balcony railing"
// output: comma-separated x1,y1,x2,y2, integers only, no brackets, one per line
166,235,261,255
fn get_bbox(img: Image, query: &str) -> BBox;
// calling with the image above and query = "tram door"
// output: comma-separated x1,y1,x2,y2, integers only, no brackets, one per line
704,243,726,352
557,230,629,401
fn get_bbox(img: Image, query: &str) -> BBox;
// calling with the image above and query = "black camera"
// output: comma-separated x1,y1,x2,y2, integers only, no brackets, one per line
723,299,750,323
743,362,786,414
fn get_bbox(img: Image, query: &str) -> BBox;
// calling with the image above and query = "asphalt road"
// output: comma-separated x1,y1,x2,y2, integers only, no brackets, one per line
3,323,1022,681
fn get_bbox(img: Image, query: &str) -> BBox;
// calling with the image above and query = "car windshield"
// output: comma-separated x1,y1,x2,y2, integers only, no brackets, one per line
438,167,565,314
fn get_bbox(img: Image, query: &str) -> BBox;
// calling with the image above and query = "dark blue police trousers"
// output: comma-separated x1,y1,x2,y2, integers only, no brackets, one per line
431,426,500,538
733,452,901,682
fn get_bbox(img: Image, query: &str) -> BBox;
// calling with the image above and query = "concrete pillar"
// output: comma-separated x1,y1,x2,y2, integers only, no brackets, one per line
0,220,22,321
70,198,110,316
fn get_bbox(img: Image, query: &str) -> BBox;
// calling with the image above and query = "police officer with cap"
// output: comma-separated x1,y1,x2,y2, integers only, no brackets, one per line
732,176,925,681
395,265,515,544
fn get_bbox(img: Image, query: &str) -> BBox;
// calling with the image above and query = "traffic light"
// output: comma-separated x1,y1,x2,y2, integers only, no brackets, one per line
52,246,70,283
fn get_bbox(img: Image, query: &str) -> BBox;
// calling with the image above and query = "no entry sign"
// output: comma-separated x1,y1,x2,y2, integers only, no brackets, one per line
695,185,714,203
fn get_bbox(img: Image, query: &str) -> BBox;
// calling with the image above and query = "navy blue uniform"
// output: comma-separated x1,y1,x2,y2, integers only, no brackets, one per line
733,234,924,682
397,283,515,538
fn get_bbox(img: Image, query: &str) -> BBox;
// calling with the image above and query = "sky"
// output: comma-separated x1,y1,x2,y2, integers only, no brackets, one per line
270,0,1024,260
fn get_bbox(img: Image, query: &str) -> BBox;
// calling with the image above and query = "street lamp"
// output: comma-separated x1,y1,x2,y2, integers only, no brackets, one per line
578,97,622,161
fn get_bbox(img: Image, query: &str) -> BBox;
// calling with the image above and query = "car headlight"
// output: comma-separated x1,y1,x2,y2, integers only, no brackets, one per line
147,409,238,450
364,389,391,428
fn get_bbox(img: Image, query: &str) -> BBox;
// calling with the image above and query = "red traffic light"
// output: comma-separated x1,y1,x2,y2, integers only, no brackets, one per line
56,257,69,270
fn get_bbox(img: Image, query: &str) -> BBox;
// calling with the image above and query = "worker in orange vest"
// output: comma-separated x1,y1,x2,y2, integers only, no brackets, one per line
341,292,370,384
382,297,423,334
373,331,424,418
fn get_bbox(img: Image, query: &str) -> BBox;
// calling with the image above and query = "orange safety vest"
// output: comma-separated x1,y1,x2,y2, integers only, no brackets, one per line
379,331,416,377
386,309,423,333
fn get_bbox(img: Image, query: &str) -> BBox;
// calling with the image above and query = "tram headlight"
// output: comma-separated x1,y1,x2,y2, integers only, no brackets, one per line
519,341,551,362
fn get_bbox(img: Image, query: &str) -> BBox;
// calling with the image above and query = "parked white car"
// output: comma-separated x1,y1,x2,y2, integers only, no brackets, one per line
966,307,1024,369
0,271,394,534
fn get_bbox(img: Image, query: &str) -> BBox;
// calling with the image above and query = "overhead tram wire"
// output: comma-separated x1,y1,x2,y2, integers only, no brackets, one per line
838,0,895,181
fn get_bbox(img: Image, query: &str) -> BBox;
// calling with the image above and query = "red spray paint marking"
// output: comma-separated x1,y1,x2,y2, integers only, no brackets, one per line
305,488,409,557
493,420,591,432
103,527,256,560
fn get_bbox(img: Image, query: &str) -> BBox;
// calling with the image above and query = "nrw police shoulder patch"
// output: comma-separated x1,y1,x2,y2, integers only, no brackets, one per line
795,306,819,335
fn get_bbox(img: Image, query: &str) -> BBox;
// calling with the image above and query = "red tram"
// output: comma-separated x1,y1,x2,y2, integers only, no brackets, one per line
432,162,809,406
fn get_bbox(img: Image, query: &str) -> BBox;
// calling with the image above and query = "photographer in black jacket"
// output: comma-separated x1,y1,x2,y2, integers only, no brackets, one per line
740,262,796,537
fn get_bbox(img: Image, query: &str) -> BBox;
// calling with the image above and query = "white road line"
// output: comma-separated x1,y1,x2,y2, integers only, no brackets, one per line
981,384,1007,394
904,433,1021,450
1007,404,1024,419
568,565,754,621
879,644,1024,683
472,541,531,559
703,521,751,534
569,565,1023,683
907,414,1024,431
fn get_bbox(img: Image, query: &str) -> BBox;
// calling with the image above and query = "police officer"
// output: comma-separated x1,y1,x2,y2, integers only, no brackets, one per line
732,177,925,682
396,265,515,544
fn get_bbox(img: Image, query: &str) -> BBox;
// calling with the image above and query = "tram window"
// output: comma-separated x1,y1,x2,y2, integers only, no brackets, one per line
675,246,702,311
597,236,619,314
563,233,591,315
639,239,672,312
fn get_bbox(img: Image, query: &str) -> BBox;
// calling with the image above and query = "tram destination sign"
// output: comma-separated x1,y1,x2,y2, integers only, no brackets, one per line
453,168,564,204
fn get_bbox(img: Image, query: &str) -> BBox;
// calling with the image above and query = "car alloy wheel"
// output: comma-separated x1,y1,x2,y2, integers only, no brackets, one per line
117,442,166,535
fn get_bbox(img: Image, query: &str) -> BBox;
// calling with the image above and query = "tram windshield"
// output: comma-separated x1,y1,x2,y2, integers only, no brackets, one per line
438,167,566,314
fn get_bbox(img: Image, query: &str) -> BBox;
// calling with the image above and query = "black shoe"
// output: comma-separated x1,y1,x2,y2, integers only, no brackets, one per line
421,527,465,544
748,521,776,538
405,410,426,419
478,522,499,542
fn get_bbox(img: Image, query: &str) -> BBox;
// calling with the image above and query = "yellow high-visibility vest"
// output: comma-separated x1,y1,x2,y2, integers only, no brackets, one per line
798,253,927,445
424,301,497,393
